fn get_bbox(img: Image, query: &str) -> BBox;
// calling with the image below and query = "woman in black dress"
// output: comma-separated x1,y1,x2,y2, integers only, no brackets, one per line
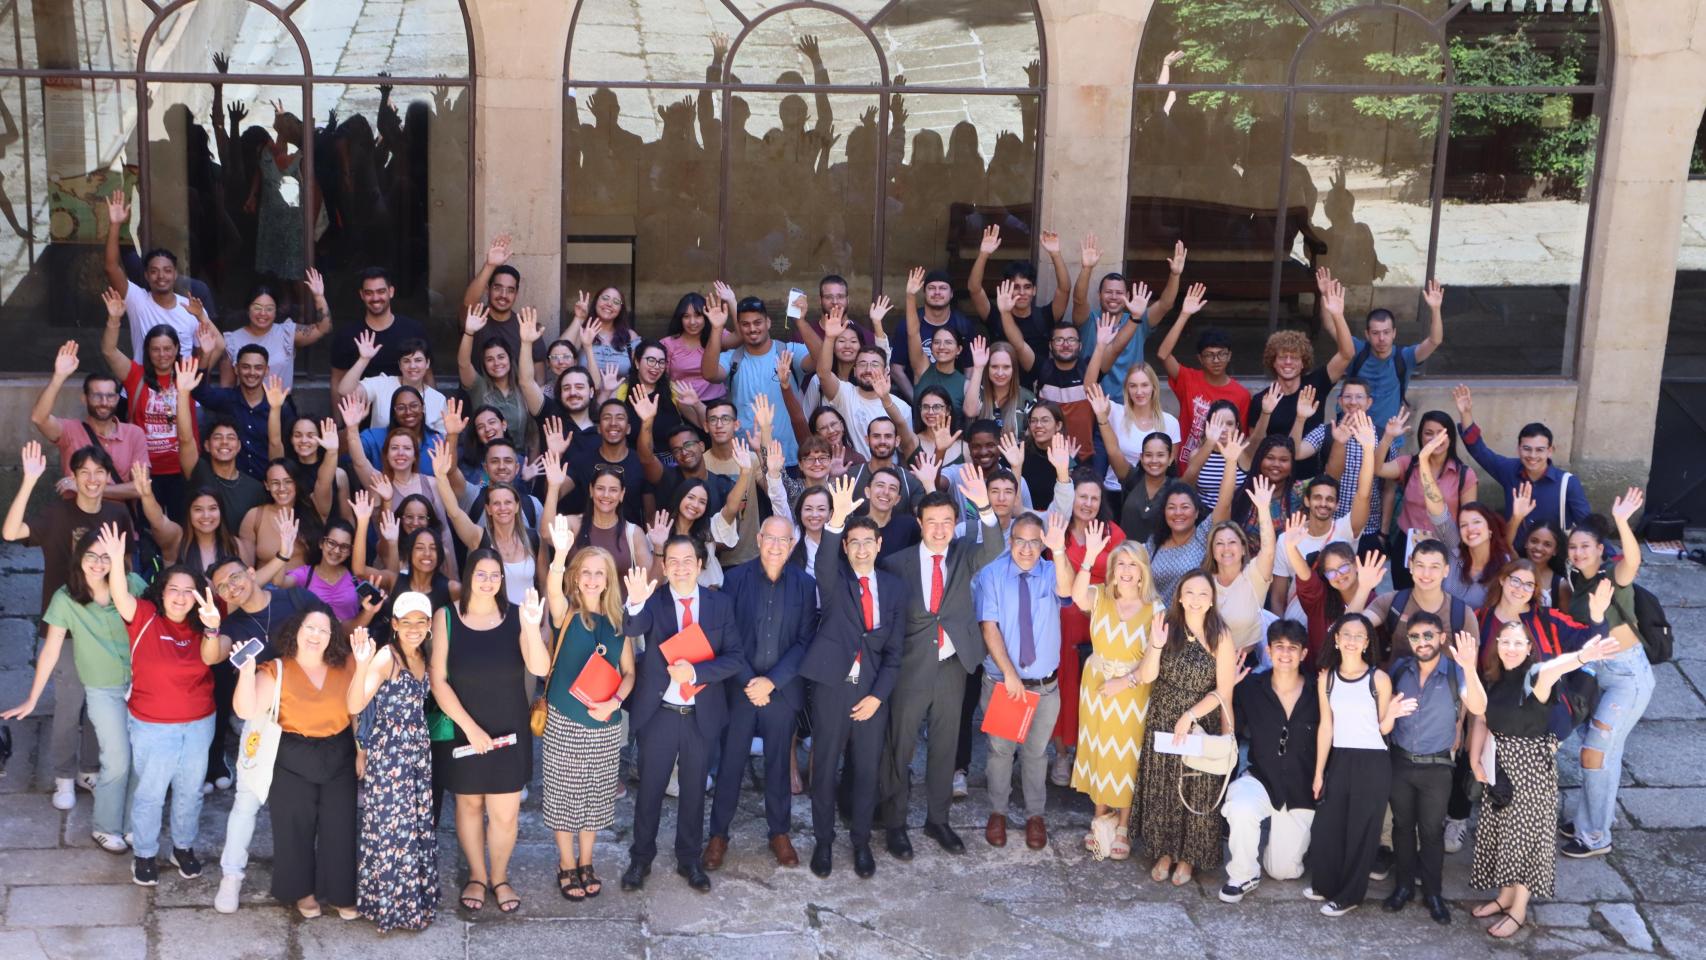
428,547,550,914
1468,621,1617,939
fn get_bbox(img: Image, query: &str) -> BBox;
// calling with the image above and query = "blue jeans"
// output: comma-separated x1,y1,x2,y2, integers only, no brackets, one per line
83,686,133,836
1571,643,1654,850
128,714,214,858
218,788,264,877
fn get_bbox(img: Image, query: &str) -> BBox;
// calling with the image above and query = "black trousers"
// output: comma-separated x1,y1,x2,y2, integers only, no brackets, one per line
1390,756,1452,896
879,655,968,830
810,680,887,847
270,731,358,907
1307,747,1391,907
630,709,712,869
205,662,236,783
955,666,983,772
708,693,798,841
1448,748,1479,820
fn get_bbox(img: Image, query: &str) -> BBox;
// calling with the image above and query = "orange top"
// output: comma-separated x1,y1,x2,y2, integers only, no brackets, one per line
261,658,356,738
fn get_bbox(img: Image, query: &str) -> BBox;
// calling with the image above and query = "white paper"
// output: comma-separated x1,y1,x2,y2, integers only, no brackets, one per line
1152,731,1206,757
1478,731,1496,778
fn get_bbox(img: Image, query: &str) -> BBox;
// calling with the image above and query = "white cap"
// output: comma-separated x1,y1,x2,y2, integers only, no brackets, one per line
391,592,434,620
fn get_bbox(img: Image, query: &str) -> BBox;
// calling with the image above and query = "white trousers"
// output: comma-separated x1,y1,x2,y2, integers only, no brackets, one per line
1222,774,1315,884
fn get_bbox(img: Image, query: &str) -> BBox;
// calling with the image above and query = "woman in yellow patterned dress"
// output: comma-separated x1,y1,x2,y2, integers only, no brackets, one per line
1069,521,1161,860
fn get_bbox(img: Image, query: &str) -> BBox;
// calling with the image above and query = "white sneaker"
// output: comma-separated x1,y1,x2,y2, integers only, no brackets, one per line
51,778,76,810
76,772,98,792
91,831,128,854
1303,885,1325,902
215,874,243,914
214,775,233,791
1443,817,1469,854
1049,751,1073,787
952,770,968,800
199,781,214,796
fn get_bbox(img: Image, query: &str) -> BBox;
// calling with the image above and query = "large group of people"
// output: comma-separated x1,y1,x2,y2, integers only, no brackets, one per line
2,194,1660,940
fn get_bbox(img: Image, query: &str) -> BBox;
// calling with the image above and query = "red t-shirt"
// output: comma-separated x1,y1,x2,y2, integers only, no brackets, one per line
123,361,188,477
126,599,214,724
1170,366,1251,466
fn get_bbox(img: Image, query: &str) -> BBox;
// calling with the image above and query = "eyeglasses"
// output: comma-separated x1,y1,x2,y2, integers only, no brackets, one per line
1200,350,1232,362
760,533,793,547
844,537,878,550
640,355,667,366
597,294,624,305
87,392,119,402
1324,563,1354,579
471,569,504,583
1505,575,1536,592
1011,537,1043,550
265,478,295,489
801,454,831,465
1408,629,1439,642
320,538,352,552
669,439,703,455
1518,445,1550,456
707,414,736,425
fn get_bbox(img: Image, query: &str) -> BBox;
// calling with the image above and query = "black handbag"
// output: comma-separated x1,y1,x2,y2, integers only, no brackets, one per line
1486,761,1514,808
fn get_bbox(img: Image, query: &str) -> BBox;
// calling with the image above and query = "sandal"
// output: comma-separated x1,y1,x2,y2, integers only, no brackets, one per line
491,881,521,914
1472,900,1506,919
1110,827,1132,861
1150,856,1173,883
459,881,487,912
1487,912,1524,940
296,897,322,920
558,867,586,902
1171,862,1194,887
579,865,603,899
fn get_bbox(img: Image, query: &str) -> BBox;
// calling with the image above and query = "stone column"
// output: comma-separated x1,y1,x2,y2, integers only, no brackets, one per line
1567,1,1706,493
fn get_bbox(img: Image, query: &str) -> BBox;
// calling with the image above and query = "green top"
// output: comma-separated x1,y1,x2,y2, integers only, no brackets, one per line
545,612,624,727
1569,569,1636,634
42,574,149,689
916,366,967,415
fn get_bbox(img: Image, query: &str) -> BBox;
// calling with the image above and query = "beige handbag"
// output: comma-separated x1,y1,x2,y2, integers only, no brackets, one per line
1178,690,1235,816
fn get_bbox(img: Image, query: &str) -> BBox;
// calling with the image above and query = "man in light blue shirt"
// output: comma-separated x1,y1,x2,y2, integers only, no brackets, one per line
1074,236,1186,401
1346,276,1446,435
700,295,812,464
973,511,1075,849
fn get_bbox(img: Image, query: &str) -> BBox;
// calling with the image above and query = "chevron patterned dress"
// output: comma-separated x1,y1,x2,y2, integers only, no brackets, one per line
1070,590,1160,807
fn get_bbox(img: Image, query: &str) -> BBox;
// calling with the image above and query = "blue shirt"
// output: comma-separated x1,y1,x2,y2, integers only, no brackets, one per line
1079,307,1150,401
720,340,810,465
192,385,293,480
1350,336,1418,431
1458,422,1589,535
974,553,1071,681
1388,657,1467,756
360,426,444,477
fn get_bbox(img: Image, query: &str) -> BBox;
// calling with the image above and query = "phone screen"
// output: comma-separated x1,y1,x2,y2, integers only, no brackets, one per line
230,637,266,670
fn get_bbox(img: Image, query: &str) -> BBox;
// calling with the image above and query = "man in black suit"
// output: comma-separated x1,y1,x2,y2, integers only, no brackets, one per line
877,465,1003,859
619,535,744,894
705,514,819,870
798,476,904,879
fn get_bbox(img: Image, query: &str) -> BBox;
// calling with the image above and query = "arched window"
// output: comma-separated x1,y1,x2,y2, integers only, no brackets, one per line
1129,0,1608,378
0,0,474,373
565,0,1044,331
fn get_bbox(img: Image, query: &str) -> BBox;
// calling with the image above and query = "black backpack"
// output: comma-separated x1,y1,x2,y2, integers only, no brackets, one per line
1616,583,1673,665
1348,341,1411,408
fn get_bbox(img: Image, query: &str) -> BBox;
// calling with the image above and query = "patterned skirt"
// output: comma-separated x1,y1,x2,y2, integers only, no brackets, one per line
1470,734,1559,899
542,705,623,833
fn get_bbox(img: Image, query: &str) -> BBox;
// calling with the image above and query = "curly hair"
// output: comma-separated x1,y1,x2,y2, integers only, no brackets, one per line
1261,329,1315,376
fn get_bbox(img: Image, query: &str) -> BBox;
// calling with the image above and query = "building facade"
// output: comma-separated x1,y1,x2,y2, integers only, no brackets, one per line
3,0,1705,504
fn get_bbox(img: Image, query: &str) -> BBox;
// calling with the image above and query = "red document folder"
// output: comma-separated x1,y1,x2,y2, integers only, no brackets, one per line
569,654,621,708
981,688,1041,742
658,623,712,701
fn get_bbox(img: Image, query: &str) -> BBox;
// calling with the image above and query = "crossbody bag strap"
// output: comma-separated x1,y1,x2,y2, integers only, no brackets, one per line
1557,472,1572,531
541,614,572,691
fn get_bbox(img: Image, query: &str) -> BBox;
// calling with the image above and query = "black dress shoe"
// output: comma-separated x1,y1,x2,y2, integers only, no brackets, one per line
1424,894,1451,925
1383,885,1413,912
923,821,966,855
676,861,711,892
620,861,649,892
886,828,914,861
852,843,876,878
810,843,833,878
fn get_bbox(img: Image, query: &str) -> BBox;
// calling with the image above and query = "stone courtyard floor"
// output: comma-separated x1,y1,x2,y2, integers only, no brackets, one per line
2,540,1705,959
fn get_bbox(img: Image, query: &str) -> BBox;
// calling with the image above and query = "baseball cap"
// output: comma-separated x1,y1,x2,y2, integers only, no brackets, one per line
391,592,434,620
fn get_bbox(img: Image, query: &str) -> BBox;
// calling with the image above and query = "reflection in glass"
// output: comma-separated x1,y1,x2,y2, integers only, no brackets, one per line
292,0,471,76
885,92,1038,297
726,0,893,23
728,8,883,89
566,85,721,332
1127,90,1291,375
143,0,305,75
726,91,880,323
1134,0,1311,88
0,0,153,72
1444,5,1603,88
566,0,742,84
1295,8,1443,87
1430,91,1595,376
872,0,1042,90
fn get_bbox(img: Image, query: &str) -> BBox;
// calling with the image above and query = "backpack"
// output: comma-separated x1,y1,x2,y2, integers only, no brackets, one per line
1530,612,1603,726
1348,341,1411,409
1616,583,1674,665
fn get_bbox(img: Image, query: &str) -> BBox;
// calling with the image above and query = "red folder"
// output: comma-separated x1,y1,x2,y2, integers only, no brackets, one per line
658,623,713,701
981,688,1041,742
569,653,622,708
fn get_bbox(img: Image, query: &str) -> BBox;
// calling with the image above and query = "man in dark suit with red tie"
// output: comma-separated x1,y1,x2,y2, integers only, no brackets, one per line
798,477,904,879
619,536,744,894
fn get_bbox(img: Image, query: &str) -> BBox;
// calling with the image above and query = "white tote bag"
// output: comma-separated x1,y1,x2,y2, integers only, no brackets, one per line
235,666,284,803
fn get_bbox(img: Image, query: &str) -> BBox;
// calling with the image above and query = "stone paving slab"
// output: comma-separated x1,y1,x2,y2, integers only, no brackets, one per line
1617,787,1706,829
153,905,291,960
29,925,148,960
2,883,147,927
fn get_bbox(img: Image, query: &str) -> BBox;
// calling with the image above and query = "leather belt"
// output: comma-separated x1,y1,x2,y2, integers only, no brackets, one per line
1392,746,1452,766
660,703,696,715
1020,672,1058,689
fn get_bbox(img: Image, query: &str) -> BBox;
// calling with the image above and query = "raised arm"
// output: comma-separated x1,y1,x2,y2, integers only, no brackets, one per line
1156,283,1207,378
429,439,484,551
335,330,382,402
463,233,511,310
2,441,44,541
1318,273,1355,381
338,391,378,490
98,288,132,379
1069,233,1101,325
1414,279,1445,363
1210,430,1248,524
31,341,81,445
815,305,851,401
310,416,339,521
1145,242,1187,324
1347,412,1378,535
102,194,131,293
1041,231,1071,318
516,307,546,415
902,270,929,379
698,298,729,384
1609,487,1644,587
968,225,1001,320
1092,283,1153,383
297,269,334,348
1248,475,1278,582
173,359,202,476
720,438,757,525
543,514,572,624
994,280,1036,371
1087,384,1131,483
457,304,486,390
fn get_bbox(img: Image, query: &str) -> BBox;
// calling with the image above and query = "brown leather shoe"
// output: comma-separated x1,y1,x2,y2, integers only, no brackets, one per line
985,813,1008,848
703,836,728,872
1025,816,1048,850
769,834,800,868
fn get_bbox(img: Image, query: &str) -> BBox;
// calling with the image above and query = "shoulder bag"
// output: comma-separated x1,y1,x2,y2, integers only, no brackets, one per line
1179,689,1236,816
235,663,284,803
530,616,573,736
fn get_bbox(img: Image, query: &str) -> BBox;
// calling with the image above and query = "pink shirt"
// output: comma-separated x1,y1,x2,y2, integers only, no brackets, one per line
662,334,724,401
51,418,150,478
1392,455,1478,532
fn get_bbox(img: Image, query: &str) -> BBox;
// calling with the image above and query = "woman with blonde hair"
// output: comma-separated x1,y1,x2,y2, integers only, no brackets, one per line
1069,528,1163,861
964,340,1033,438
1102,364,1179,490
541,526,635,902
1202,476,1277,655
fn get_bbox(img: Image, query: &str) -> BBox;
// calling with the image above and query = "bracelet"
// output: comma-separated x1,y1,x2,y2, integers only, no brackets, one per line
276,551,292,562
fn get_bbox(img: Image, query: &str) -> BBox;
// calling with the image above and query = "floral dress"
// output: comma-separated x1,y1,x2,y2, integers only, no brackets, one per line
357,661,437,931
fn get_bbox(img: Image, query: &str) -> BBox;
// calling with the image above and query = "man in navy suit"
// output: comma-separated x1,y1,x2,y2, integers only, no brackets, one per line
619,535,744,894
705,515,819,870
798,477,904,880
